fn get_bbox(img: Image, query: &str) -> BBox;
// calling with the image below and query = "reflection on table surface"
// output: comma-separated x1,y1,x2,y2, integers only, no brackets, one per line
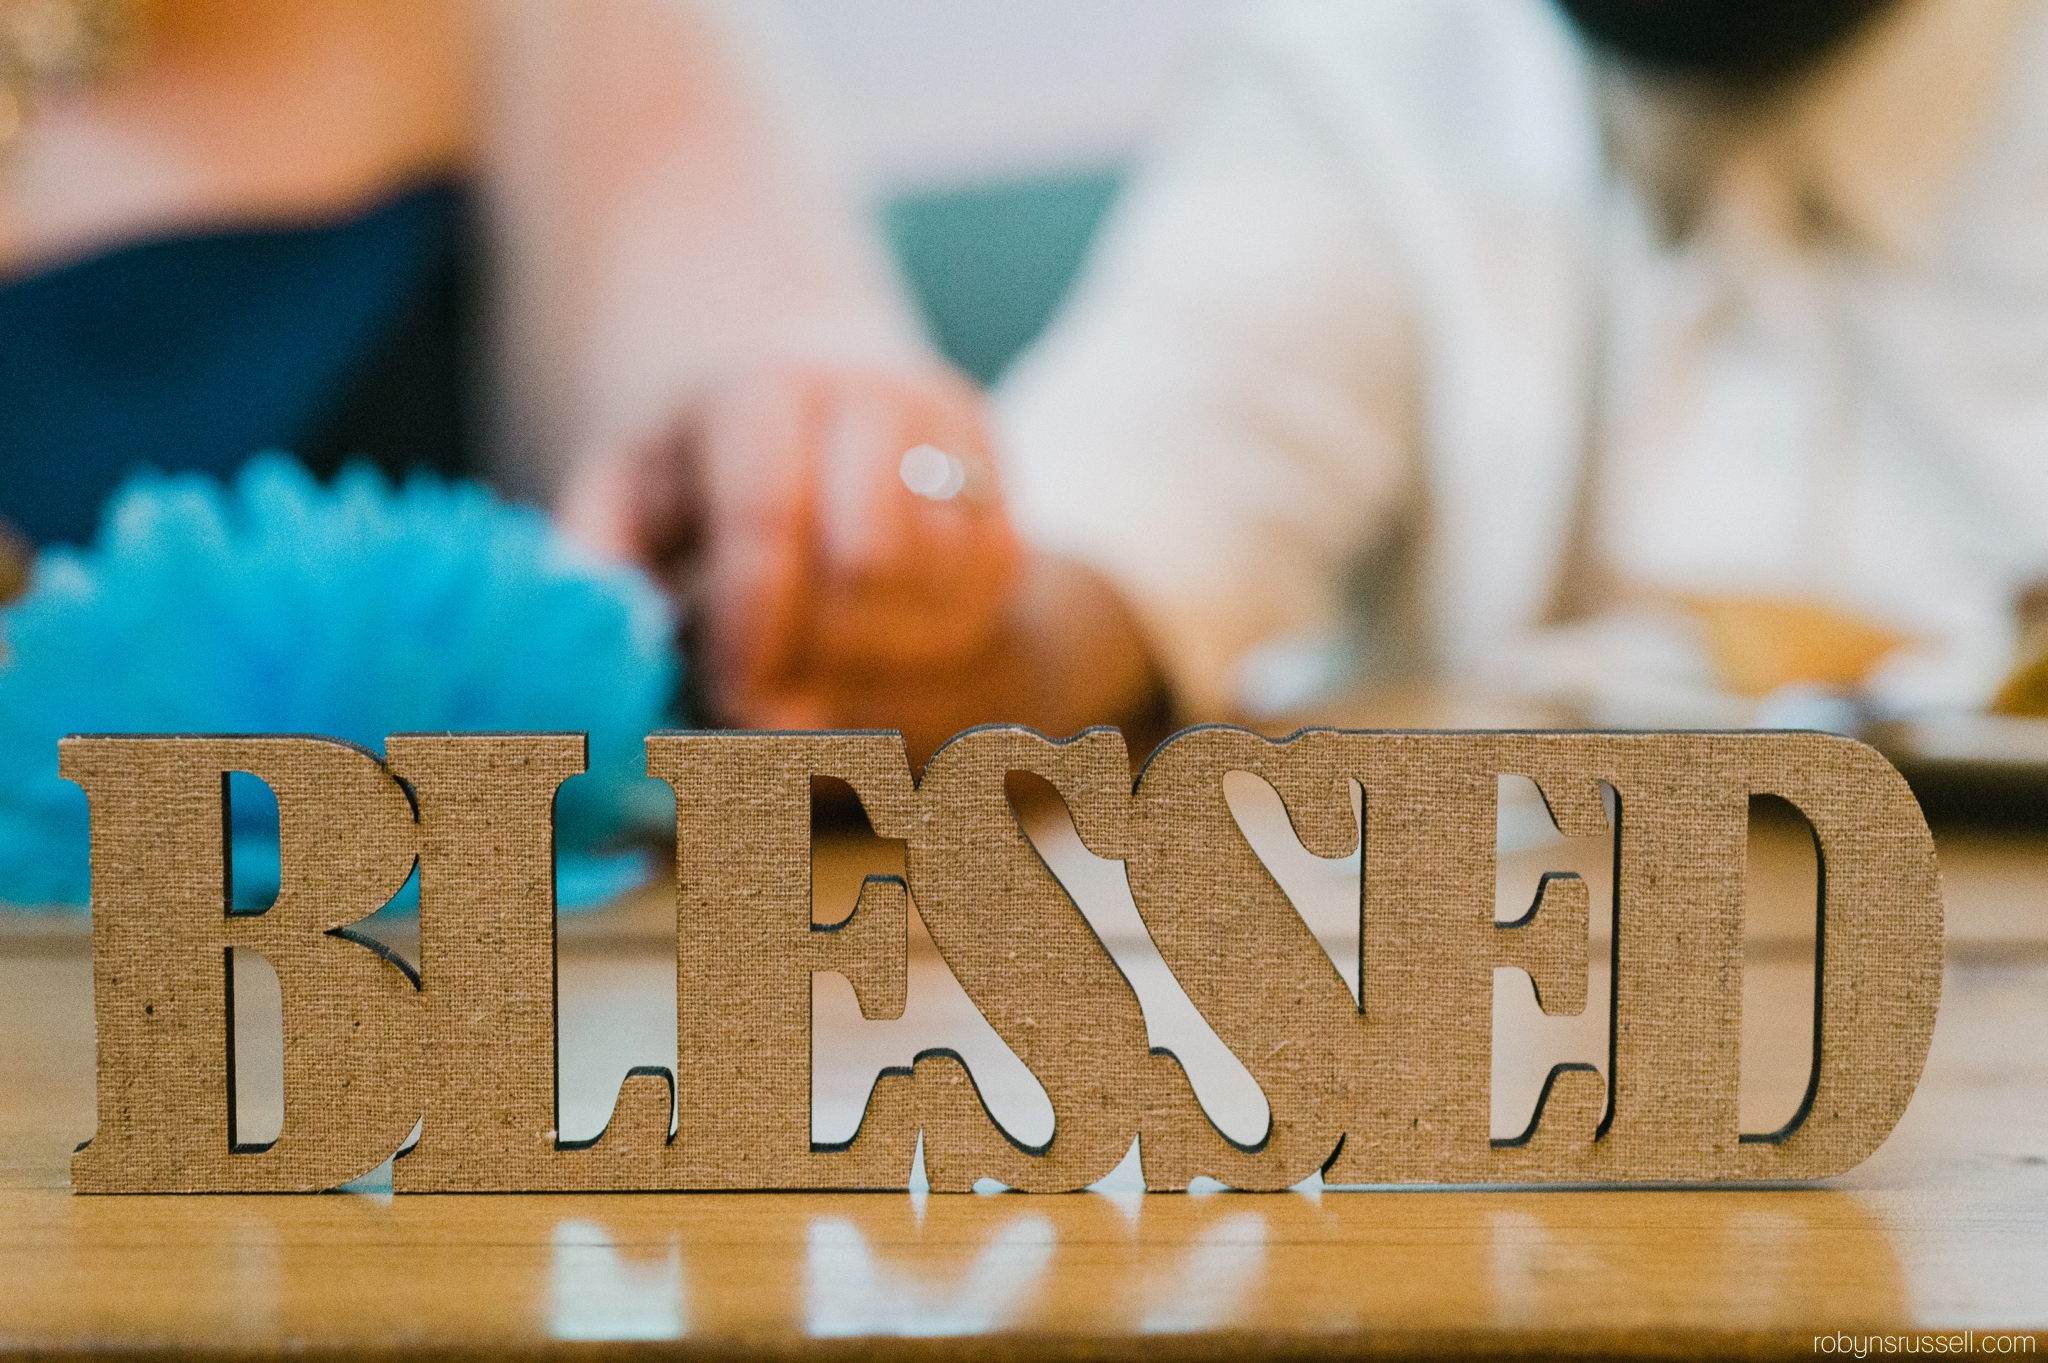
2,749,2046,1355
0,1181,1925,1347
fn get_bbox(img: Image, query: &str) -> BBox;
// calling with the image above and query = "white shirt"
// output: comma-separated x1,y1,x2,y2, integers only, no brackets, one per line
999,0,2048,723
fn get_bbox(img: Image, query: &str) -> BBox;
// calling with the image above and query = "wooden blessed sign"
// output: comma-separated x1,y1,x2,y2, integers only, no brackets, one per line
59,726,1942,1194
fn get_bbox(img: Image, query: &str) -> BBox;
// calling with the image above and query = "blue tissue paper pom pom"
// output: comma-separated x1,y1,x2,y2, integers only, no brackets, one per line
0,455,680,911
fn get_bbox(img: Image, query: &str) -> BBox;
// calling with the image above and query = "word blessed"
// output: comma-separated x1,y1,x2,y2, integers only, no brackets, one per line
62,726,1941,1194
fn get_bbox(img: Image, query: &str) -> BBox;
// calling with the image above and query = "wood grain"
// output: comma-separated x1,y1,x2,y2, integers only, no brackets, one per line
2,932,2043,1354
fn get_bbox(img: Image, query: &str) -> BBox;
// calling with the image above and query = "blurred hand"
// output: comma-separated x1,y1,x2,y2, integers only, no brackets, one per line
561,358,1029,756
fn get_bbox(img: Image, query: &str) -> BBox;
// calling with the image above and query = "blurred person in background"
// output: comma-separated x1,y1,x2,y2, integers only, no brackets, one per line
994,0,2048,734
0,0,1015,740
732,0,2048,754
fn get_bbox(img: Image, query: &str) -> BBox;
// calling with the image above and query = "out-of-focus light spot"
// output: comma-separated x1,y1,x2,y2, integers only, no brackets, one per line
549,1220,685,1341
806,1214,1054,1337
900,444,967,500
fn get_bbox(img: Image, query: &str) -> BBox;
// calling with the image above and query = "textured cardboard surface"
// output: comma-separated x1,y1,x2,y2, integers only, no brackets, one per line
887,725,1168,1192
651,731,921,1189
65,736,422,1192
66,727,1942,1192
387,732,673,1192
1122,726,1362,1190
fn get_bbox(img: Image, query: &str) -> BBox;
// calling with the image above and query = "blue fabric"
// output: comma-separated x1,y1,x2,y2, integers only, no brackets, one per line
0,185,464,546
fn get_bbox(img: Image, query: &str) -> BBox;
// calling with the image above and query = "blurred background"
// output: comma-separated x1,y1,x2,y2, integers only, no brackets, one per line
8,0,2048,907
750,0,1231,386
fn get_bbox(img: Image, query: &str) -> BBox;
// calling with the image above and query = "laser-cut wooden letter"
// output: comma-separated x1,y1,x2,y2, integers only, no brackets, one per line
884,724,1191,1192
1121,725,1361,1191
648,730,918,1189
66,735,422,1193
388,732,672,1191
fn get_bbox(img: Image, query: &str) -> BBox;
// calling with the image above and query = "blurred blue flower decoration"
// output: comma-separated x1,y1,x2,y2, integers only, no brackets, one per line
0,455,680,911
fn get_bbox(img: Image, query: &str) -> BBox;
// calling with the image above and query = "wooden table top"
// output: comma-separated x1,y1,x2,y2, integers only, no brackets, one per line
4,797,2045,1359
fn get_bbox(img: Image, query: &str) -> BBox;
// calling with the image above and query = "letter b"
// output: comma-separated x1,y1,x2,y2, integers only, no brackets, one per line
64,736,423,1192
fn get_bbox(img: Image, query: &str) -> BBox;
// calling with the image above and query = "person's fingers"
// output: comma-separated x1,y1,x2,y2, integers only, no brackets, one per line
695,366,824,721
601,357,1026,725
725,687,834,732
805,367,1021,666
558,426,701,574
822,367,999,580
702,506,814,716
815,376,923,581
556,457,638,561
